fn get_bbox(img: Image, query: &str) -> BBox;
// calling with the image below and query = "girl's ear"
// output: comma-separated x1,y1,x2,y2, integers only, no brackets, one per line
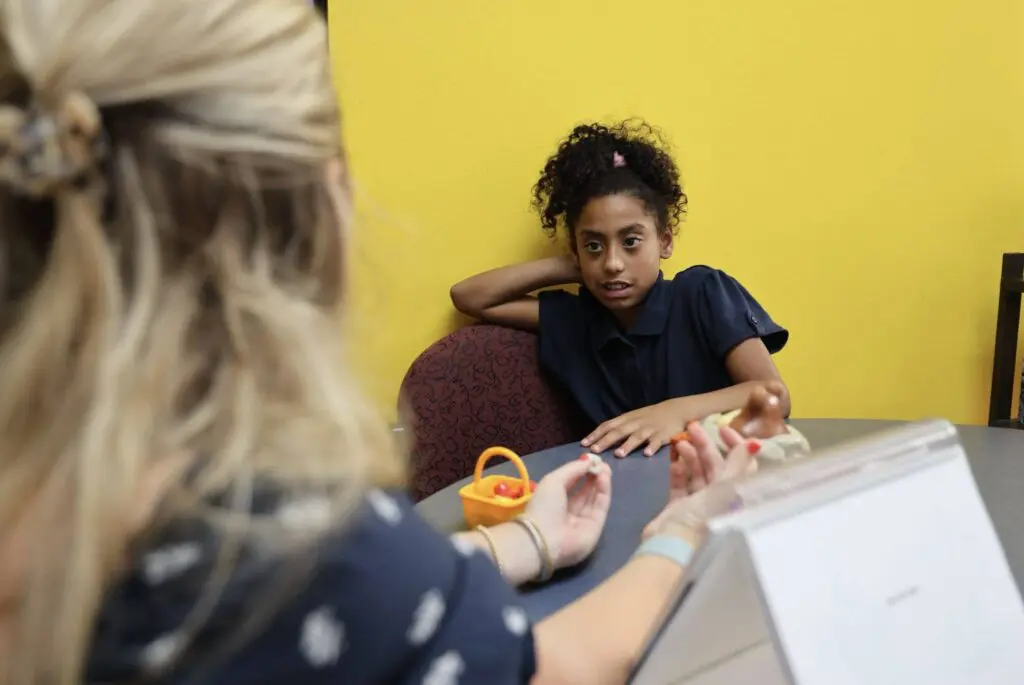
659,230,674,260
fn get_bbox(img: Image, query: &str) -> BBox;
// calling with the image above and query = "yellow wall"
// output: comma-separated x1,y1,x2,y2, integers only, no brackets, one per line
331,1,1024,425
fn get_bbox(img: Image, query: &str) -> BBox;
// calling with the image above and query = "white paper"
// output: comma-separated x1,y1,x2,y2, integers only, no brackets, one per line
629,421,1024,685
749,455,1024,685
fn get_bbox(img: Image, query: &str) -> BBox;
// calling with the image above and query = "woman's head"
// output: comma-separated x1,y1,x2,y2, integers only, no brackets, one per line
0,1,400,682
532,120,687,317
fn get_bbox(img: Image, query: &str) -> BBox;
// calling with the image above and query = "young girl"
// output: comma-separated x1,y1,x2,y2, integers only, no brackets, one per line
451,120,791,459
0,3,759,684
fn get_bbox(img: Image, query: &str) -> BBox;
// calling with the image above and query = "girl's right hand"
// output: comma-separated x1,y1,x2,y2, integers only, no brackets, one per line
552,254,582,284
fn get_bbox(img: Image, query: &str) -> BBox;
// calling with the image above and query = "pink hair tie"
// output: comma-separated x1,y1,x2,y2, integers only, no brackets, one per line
612,151,626,168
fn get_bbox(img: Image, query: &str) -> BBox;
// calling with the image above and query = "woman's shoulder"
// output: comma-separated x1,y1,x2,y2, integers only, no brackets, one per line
87,489,536,684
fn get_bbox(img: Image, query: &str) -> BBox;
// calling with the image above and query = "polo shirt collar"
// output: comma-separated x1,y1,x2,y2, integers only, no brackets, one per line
581,272,670,347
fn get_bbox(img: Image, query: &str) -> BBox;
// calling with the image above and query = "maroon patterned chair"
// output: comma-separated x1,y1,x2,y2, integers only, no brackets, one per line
400,325,588,502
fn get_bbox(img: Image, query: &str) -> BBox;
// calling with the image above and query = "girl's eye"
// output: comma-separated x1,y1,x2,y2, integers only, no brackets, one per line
584,242,602,253
623,236,641,248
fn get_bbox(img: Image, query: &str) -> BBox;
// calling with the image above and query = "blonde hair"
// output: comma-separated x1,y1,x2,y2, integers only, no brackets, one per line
0,1,403,683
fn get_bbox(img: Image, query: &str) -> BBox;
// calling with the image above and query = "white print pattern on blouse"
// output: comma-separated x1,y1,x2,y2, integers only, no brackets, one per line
407,589,446,646
502,606,529,636
422,650,464,685
278,496,332,531
300,606,345,667
367,489,402,525
142,543,202,585
141,633,184,671
450,536,476,557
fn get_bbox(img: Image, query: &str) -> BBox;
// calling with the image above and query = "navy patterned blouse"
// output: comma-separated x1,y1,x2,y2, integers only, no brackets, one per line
86,489,537,684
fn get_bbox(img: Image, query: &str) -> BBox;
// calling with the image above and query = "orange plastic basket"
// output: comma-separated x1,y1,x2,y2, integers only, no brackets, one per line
459,446,535,528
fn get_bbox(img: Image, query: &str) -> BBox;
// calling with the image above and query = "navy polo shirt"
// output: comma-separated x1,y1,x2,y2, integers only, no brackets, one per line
537,266,788,427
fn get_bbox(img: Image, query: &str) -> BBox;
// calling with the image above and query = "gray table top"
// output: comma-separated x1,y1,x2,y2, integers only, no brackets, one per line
416,419,1024,621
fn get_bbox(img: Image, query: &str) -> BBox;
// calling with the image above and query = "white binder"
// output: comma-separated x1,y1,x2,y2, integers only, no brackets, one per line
629,420,1024,685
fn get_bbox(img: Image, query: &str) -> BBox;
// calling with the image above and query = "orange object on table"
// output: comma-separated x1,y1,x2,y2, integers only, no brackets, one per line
459,446,534,528
667,431,691,462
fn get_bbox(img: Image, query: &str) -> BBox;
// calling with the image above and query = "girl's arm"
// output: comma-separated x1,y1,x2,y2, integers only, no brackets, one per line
583,340,789,457
449,256,579,330
722,338,789,416
665,338,790,423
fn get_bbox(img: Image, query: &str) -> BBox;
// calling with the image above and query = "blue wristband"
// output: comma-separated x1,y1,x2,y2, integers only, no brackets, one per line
633,534,695,567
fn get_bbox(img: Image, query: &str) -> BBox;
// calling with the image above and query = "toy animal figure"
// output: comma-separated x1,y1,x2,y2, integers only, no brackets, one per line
677,383,811,464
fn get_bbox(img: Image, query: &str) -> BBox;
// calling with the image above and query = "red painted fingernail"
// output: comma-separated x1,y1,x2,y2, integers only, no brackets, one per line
578,453,590,461
746,440,761,455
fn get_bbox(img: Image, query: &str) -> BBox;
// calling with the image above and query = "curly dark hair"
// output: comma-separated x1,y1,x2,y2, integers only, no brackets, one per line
532,119,687,238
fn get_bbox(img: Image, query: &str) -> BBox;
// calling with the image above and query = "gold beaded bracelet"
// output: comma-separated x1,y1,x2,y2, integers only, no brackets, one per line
514,515,554,582
475,524,506,579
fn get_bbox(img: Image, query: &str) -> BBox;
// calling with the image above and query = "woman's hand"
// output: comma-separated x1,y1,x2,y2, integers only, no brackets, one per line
668,422,759,501
527,456,612,571
645,431,756,540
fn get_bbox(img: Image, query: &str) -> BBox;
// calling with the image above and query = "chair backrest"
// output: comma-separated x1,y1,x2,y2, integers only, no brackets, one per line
400,325,587,501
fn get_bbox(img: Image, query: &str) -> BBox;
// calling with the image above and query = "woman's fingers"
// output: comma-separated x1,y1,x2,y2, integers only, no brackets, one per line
567,460,612,514
669,441,696,493
719,425,745,450
678,440,706,492
689,424,725,485
571,469,612,528
721,439,758,480
553,457,604,486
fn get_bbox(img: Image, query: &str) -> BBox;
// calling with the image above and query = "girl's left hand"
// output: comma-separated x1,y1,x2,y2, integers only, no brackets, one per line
526,456,612,571
582,401,687,458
